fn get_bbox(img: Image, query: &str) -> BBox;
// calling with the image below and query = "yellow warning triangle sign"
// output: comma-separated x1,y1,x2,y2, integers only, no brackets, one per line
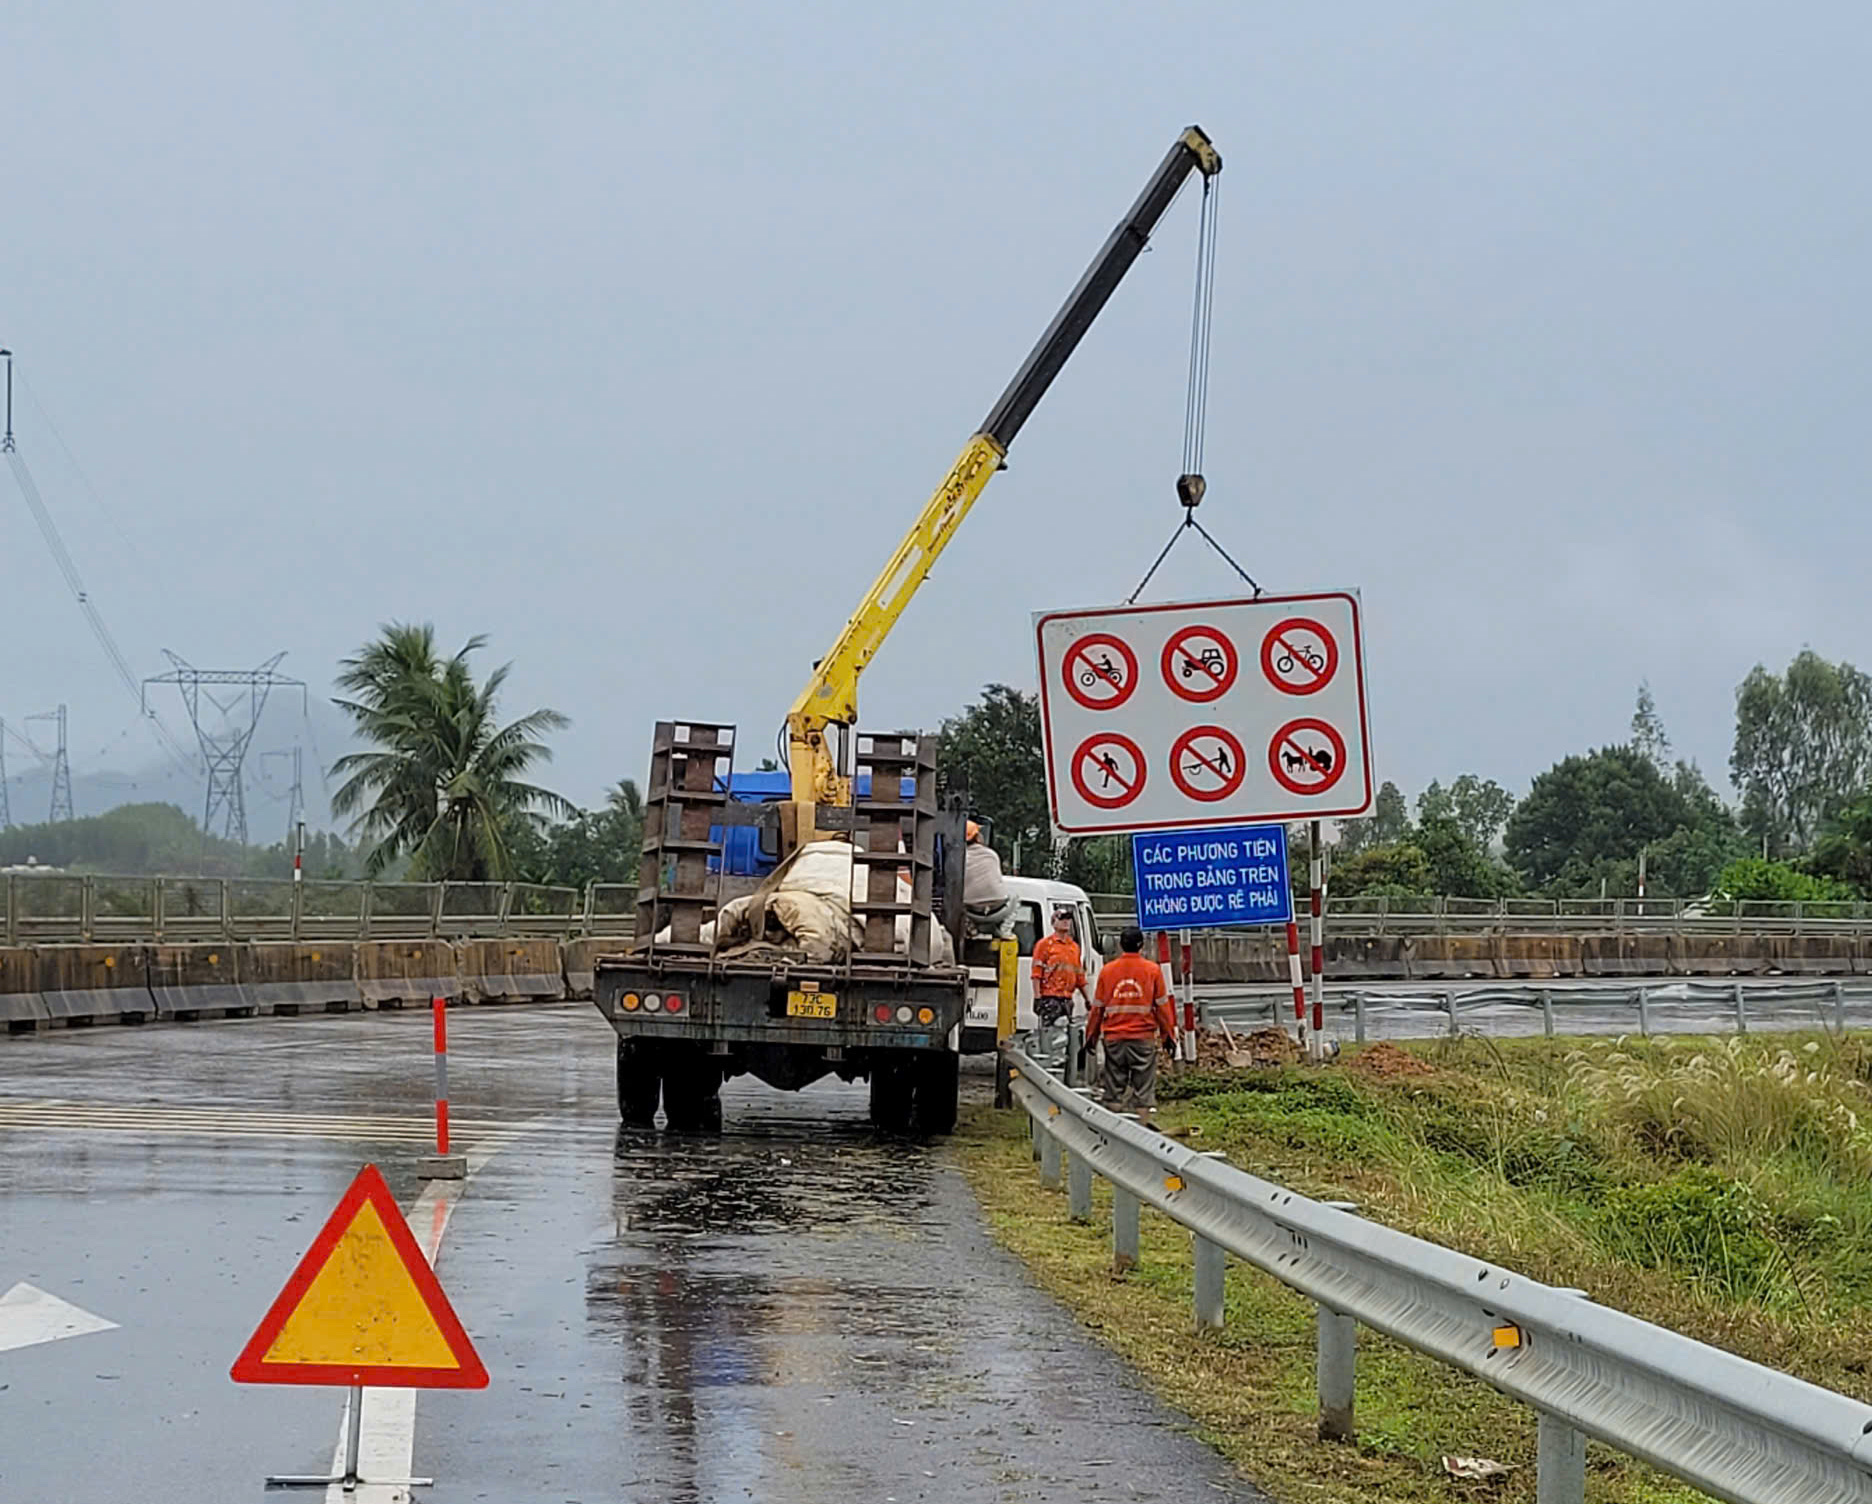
230,1163,488,1389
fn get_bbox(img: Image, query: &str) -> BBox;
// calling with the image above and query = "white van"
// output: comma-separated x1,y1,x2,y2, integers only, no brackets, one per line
959,875,1104,1053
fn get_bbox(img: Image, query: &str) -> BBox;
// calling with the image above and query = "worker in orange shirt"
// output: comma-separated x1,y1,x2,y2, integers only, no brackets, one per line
1085,925,1176,1123
1029,906,1090,1071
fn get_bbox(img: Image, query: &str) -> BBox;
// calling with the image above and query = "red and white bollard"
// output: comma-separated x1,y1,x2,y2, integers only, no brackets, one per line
1308,820,1333,1060
1179,928,1197,1063
433,994,450,1156
417,995,466,1179
1285,918,1307,1041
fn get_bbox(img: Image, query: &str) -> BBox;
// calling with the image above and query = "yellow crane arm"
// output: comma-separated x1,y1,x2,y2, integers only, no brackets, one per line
785,126,1221,844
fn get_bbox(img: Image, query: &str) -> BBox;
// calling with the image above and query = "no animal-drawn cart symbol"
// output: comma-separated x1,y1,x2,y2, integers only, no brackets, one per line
1167,725,1247,804
1268,717,1347,798
1062,633,1139,712
1070,733,1146,810
1260,618,1339,696
1161,624,1239,704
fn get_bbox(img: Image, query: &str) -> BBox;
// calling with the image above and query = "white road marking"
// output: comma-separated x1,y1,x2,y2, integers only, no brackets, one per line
317,1114,553,1501
0,1099,530,1145
0,1282,119,1354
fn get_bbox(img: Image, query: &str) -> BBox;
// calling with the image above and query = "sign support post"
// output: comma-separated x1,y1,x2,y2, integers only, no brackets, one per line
1308,820,1328,1057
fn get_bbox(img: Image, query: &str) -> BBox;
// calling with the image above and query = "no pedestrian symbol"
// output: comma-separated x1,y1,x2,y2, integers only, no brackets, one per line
1268,717,1347,797
1161,624,1238,704
1063,633,1138,712
1168,725,1247,803
1260,618,1338,696
1070,733,1146,810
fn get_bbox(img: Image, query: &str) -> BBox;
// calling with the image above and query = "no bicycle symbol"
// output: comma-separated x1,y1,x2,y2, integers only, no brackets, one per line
1168,725,1247,803
1071,732,1146,810
1161,625,1239,704
1063,633,1138,712
1268,717,1347,797
1260,618,1339,696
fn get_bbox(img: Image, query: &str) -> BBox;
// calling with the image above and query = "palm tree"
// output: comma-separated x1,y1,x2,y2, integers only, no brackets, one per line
329,624,573,881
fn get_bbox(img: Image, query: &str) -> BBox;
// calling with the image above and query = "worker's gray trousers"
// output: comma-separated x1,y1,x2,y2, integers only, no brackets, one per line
1031,1019,1070,1073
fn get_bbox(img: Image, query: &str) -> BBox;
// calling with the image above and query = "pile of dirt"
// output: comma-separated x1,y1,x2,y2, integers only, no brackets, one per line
1193,1026,1301,1070
1347,1041,1435,1079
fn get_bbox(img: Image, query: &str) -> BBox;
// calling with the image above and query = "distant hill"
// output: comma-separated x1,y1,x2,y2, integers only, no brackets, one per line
0,802,357,879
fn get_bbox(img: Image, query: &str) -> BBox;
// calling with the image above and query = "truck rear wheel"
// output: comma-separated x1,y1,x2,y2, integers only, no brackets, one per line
909,1052,960,1136
617,1039,661,1127
662,1049,724,1133
869,1059,914,1132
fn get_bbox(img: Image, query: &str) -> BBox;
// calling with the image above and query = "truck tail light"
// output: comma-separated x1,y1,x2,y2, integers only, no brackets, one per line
873,1004,893,1023
895,1005,913,1024
665,994,684,1013
917,1007,934,1025
622,993,641,1011
644,994,663,1013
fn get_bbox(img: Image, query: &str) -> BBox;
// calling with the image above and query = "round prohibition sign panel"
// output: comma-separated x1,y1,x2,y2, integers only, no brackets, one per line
1259,617,1339,696
1070,732,1147,810
1268,717,1348,797
1167,725,1247,803
1061,632,1139,712
1161,624,1239,704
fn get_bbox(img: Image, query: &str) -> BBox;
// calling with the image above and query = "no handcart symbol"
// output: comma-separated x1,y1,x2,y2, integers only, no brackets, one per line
1167,725,1247,804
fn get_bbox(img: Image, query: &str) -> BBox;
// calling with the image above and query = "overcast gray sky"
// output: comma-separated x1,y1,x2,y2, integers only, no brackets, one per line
4,1,1868,828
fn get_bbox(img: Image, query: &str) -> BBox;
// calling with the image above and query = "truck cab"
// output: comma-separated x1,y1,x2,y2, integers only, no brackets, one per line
959,875,1103,1053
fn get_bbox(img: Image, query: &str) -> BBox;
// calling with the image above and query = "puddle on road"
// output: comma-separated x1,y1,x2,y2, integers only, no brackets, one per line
579,1089,976,1502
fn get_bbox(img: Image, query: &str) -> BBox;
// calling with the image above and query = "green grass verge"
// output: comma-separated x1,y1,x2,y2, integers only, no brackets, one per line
953,1032,1872,1503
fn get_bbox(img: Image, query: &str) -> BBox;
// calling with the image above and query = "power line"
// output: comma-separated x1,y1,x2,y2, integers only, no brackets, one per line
0,350,196,776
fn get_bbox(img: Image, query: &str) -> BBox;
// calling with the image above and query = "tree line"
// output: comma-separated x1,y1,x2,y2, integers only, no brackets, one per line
17,628,1869,907
936,652,1872,904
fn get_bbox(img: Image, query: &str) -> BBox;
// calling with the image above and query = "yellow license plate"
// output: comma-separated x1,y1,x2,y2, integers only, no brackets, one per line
786,990,838,1019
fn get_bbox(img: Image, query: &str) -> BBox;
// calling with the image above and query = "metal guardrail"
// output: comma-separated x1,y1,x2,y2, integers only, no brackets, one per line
1087,892,1872,937
0,873,614,944
1202,979,1870,1042
1006,1045,1872,1504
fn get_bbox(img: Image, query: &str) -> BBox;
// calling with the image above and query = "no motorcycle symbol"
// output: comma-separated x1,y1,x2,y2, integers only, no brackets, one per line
1063,633,1138,712
1268,717,1347,797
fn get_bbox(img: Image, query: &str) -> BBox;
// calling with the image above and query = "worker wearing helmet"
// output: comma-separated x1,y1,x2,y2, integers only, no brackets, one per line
962,820,1017,938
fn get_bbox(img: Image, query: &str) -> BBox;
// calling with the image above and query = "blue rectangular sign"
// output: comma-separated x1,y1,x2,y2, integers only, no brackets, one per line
1131,824,1293,931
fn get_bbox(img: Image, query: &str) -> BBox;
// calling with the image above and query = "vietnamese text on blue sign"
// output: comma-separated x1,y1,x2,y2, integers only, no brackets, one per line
1130,824,1293,930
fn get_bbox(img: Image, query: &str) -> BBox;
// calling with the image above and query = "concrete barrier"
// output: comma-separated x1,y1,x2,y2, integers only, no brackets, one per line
357,940,461,1009
1676,934,1767,977
35,945,154,1026
1408,935,1497,979
1192,933,1287,984
241,942,360,1014
0,947,47,1032
1494,934,1583,979
1327,935,1409,980
148,944,251,1020
1770,935,1857,976
458,938,565,1003
564,936,631,1000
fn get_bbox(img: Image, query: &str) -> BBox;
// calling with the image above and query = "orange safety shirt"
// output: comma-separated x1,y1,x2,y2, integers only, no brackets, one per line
1088,953,1174,1043
1031,934,1086,1000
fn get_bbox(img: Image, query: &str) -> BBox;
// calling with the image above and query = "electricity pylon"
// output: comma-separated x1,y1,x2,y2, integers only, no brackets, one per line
145,653,305,845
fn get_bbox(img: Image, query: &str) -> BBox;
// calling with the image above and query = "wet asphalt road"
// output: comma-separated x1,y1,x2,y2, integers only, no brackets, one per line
0,1005,1266,1503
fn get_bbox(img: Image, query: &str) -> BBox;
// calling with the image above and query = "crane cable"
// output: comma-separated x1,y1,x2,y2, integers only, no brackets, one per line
1129,174,1262,603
